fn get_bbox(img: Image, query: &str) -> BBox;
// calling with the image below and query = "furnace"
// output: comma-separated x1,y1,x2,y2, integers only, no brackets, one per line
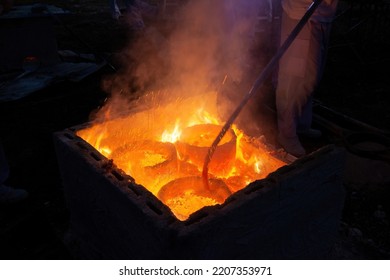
54,92,346,259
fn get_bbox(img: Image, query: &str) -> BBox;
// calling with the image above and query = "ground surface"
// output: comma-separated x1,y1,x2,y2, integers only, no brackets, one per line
0,0,390,259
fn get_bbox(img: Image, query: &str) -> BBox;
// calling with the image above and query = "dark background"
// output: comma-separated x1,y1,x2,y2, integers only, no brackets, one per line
0,0,389,259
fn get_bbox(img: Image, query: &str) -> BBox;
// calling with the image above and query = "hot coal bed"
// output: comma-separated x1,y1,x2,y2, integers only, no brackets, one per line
54,126,345,260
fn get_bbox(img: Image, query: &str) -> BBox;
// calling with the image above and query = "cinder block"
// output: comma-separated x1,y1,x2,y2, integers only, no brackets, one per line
54,128,346,259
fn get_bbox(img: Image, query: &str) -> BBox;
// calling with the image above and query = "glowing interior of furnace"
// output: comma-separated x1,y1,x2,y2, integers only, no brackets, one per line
77,92,286,220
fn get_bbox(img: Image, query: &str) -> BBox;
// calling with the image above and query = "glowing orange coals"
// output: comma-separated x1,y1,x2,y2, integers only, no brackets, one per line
77,92,286,220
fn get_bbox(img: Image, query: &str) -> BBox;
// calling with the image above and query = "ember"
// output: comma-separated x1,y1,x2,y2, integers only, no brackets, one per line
76,92,286,220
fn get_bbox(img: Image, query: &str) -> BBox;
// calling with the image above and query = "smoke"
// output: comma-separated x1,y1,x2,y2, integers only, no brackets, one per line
94,0,275,132
160,0,264,92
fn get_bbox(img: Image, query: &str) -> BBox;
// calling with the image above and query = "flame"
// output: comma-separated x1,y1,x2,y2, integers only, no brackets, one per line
77,92,286,220
161,119,182,143
100,147,112,157
233,126,245,162
194,108,220,125
78,125,112,157
254,157,262,174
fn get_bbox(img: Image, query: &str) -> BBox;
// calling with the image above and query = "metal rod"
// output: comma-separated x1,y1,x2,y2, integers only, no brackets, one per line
202,0,324,189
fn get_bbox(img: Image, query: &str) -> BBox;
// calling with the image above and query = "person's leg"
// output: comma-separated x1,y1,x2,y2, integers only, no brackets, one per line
297,19,333,133
295,19,334,142
276,11,313,156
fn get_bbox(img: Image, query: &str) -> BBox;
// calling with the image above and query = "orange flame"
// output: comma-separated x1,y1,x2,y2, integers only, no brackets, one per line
161,119,182,143
77,92,286,220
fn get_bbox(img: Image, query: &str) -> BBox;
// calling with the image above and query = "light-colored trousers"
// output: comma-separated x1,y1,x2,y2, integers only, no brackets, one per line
276,10,333,138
